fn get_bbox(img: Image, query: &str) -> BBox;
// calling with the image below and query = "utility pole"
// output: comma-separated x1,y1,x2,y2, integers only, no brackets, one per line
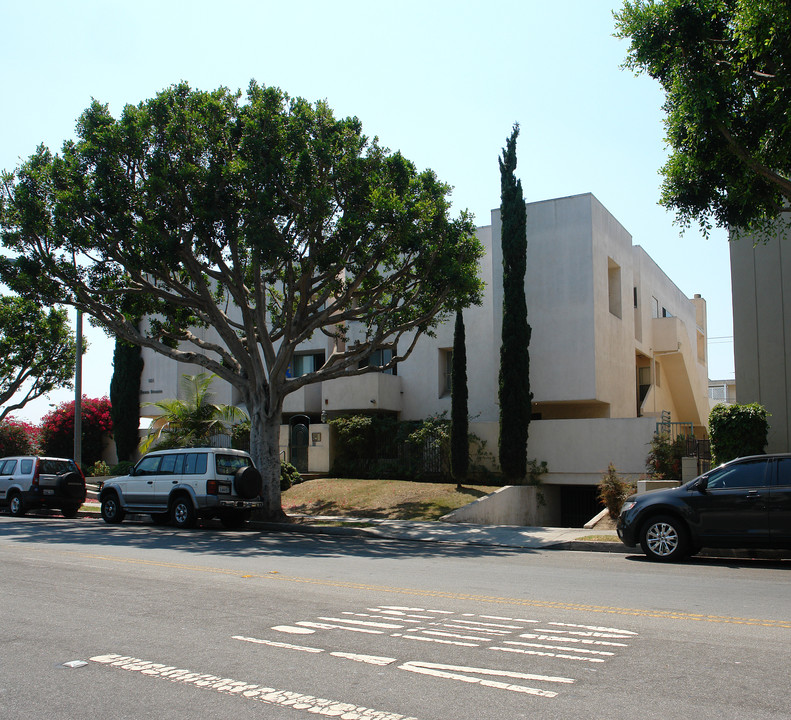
74,310,82,467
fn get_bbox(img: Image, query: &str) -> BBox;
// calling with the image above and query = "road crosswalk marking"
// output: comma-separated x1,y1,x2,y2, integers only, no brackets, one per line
89,653,417,719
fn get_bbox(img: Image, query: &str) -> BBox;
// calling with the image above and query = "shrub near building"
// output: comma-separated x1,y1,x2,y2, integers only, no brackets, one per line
709,403,769,465
40,397,113,467
0,417,39,456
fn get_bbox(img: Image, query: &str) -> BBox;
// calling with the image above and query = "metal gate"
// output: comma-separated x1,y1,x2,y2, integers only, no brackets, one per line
289,419,309,473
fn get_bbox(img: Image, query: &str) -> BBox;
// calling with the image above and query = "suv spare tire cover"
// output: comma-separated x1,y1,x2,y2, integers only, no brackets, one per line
234,466,262,499
57,472,86,500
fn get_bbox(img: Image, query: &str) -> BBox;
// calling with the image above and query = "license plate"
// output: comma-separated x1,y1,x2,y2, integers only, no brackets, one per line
44,489,54,495
219,486,230,494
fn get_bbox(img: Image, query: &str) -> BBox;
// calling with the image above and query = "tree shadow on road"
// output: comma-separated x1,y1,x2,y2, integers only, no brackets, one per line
0,512,536,561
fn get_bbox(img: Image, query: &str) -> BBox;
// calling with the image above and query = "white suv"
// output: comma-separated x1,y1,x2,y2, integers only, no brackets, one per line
0,456,86,518
99,448,263,529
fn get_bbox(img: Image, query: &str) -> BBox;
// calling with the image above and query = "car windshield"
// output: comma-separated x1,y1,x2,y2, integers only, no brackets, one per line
215,454,252,476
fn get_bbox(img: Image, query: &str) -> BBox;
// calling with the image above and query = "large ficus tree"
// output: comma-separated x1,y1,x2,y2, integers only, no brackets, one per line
615,0,791,235
0,296,77,422
0,81,483,519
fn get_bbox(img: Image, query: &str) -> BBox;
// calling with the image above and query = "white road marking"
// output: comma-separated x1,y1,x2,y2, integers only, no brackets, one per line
297,621,384,635
233,636,323,653
547,622,637,635
368,609,437,620
479,615,539,624
331,652,398,666
381,606,454,614
501,641,614,656
348,612,423,624
391,634,478,647
90,654,418,719
398,661,573,697
537,628,632,639
441,624,513,635
490,646,606,663
271,625,316,634
318,617,404,629
447,619,526,630
518,633,628,647
414,630,494,642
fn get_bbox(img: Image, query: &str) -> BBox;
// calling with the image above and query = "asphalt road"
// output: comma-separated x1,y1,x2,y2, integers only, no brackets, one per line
1,514,790,720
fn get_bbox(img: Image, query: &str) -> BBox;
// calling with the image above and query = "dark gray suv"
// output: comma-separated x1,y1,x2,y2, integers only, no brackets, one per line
617,454,791,561
0,456,86,518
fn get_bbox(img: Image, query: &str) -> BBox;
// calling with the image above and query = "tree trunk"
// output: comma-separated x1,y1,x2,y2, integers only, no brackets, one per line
247,390,287,522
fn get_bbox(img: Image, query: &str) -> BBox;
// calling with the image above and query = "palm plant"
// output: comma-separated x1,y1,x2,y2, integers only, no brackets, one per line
139,373,248,453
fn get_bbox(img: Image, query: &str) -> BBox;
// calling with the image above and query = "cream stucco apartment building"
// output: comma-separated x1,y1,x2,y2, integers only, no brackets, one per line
729,222,791,454
139,193,711,526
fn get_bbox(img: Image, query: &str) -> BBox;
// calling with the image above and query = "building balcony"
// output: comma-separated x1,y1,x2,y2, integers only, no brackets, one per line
651,316,685,353
322,372,403,414
282,382,323,414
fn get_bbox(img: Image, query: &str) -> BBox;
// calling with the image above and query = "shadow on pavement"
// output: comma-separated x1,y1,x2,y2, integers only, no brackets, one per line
0,512,540,561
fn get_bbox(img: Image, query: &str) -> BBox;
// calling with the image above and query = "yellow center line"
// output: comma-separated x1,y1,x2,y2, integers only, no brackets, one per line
9,544,791,629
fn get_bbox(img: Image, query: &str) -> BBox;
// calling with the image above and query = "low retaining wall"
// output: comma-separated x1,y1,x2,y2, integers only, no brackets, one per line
440,485,559,527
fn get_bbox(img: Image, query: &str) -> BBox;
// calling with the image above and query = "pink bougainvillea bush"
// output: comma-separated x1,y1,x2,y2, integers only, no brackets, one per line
40,396,113,467
0,417,41,456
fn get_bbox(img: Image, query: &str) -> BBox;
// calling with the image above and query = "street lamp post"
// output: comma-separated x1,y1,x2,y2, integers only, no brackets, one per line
74,310,82,467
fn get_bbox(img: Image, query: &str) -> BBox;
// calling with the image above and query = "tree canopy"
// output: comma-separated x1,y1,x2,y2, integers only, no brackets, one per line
0,81,483,518
0,296,77,422
615,0,791,235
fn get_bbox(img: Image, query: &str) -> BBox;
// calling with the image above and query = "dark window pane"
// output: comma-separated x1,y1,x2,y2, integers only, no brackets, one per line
707,460,768,489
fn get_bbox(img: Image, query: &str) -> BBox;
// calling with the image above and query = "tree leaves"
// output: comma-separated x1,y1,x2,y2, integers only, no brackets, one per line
615,0,791,235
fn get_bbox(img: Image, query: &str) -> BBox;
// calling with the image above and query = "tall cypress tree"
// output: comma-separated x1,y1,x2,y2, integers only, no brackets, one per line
110,334,143,462
450,309,469,489
498,124,532,482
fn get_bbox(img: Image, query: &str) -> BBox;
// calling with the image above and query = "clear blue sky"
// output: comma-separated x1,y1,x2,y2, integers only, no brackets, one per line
2,0,734,423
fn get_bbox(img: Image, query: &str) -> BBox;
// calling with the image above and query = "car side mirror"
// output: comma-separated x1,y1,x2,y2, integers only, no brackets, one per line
696,477,708,493
128,467,137,477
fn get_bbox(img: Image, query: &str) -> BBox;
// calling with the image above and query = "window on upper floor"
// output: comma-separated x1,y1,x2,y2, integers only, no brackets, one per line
608,258,622,318
288,351,326,378
651,296,660,319
358,347,395,375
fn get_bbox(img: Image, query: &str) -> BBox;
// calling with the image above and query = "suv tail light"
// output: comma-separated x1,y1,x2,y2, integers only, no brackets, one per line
32,458,41,490
207,479,219,495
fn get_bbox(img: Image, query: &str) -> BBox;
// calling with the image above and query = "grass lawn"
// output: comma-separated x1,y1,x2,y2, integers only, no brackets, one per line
282,478,497,521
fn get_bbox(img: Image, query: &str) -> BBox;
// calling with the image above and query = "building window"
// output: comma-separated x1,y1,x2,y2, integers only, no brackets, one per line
651,296,660,319
359,348,395,375
440,349,453,397
608,258,622,318
288,351,326,378
638,366,651,405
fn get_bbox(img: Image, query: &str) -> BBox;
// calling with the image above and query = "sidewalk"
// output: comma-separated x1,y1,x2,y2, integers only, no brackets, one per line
79,500,630,552
250,515,630,553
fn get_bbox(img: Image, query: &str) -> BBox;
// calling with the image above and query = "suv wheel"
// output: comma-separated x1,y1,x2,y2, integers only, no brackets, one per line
8,492,26,517
101,493,126,524
171,496,196,529
641,515,689,562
